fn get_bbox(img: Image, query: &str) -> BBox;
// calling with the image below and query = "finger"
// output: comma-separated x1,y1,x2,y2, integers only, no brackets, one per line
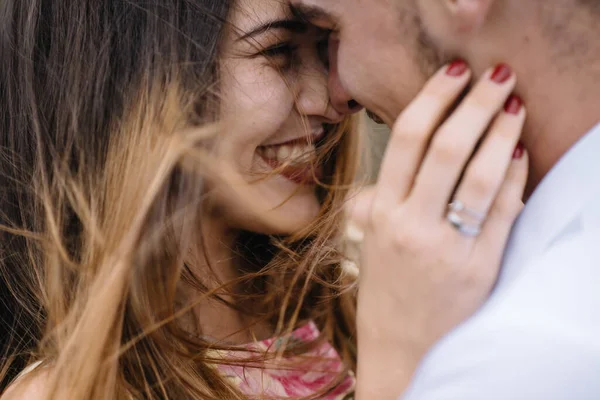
410,65,516,216
448,96,526,221
346,186,376,231
469,149,529,281
374,61,471,210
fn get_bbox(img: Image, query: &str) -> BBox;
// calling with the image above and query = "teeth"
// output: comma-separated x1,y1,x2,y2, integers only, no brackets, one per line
264,147,277,159
289,145,305,161
261,143,316,164
298,145,315,163
277,145,291,160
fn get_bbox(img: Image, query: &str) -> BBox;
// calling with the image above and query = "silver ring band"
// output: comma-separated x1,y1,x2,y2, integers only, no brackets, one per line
448,200,486,222
446,200,487,237
446,211,482,237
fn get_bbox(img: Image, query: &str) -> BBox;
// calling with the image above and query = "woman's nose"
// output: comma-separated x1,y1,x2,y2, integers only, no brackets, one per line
295,55,344,124
328,37,363,115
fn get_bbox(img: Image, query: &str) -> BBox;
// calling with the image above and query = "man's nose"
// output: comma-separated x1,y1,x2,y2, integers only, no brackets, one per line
328,37,363,115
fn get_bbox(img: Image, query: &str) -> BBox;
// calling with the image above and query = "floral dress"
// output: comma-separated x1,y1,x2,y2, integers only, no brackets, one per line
213,322,356,399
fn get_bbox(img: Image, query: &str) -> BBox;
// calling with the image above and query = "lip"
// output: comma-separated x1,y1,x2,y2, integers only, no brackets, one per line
261,126,325,147
257,125,328,185
261,156,323,185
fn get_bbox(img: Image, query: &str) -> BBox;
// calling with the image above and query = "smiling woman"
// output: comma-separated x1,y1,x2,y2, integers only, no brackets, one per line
212,0,348,234
0,0,361,399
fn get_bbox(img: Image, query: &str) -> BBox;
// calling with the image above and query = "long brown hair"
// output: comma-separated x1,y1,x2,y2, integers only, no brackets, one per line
0,0,361,398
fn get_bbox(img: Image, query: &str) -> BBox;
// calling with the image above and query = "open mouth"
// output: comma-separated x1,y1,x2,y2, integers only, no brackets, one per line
257,134,324,185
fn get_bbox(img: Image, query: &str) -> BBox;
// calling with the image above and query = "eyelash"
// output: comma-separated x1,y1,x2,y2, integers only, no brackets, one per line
257,30,332,70
316,31,331,68
259,42,299,69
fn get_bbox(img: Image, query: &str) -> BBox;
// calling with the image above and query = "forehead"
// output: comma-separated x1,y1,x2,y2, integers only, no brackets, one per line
230,0,292,30
289,0,338,20
289,0,393,26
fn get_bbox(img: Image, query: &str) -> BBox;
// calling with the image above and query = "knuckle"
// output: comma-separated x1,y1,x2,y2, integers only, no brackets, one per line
466,169,495,198
431,134,464,165
405,92,444,115
368,201,389,228
459,98,494,123
493,191,523,221
416,93,445,111
393,117,431,145
467,95,496,113
391,220,431,252
490,125,519,143
393,95,445,137
467,83,509,112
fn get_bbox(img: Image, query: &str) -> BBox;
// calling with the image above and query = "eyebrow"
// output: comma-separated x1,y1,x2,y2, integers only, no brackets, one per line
236,19,307,42
289,3,332,24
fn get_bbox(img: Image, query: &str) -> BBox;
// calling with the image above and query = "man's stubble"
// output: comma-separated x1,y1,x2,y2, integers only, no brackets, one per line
399,0,450,82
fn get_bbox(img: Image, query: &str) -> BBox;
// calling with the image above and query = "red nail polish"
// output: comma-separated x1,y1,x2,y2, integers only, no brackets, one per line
446,60,468,77
491,63,513,84
504,95,522,115
513,142,525,159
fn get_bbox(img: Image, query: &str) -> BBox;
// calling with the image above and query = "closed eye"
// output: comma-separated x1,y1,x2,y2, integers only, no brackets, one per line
253,42,299,70
260,42,297,58
316,30,332,69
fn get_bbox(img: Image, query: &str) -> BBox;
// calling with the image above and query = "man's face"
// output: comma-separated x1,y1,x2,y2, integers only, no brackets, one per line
290,0,447,126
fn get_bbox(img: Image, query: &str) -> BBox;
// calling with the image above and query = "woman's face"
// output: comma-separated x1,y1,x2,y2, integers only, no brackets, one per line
213,0,344,235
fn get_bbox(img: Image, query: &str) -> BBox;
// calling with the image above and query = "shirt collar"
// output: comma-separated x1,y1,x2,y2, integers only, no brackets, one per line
500,122,600,280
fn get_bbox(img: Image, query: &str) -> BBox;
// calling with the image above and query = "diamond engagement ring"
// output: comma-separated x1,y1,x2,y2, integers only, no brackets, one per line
446,200,487,237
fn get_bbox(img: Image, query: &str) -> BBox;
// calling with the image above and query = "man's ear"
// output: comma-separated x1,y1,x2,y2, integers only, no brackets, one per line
444,0,495,33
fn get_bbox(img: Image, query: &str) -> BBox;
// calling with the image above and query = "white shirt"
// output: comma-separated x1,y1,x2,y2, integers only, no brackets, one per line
402,123,600,400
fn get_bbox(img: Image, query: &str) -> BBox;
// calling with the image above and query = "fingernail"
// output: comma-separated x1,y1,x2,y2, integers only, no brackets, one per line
504,95,522,115
513,141,525,159
491,63,513,84
446,60,468,77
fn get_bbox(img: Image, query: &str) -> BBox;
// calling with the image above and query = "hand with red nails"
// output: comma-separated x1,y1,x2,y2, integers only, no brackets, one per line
355,62,528,400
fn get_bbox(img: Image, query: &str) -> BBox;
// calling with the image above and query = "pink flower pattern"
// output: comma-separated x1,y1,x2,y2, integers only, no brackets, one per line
212,322,355,399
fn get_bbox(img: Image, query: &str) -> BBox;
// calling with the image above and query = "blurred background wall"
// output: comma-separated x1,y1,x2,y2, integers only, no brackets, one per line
363,117,391,183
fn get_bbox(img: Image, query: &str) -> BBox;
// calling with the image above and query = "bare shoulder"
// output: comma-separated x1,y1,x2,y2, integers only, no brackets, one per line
2,364,50,400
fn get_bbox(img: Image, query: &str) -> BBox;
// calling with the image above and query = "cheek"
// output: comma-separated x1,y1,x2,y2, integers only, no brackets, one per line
208,61,321,234
221,63,293,125
415,0,454,47
337,36,410,115
338,16,436,119
218,61,295,163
